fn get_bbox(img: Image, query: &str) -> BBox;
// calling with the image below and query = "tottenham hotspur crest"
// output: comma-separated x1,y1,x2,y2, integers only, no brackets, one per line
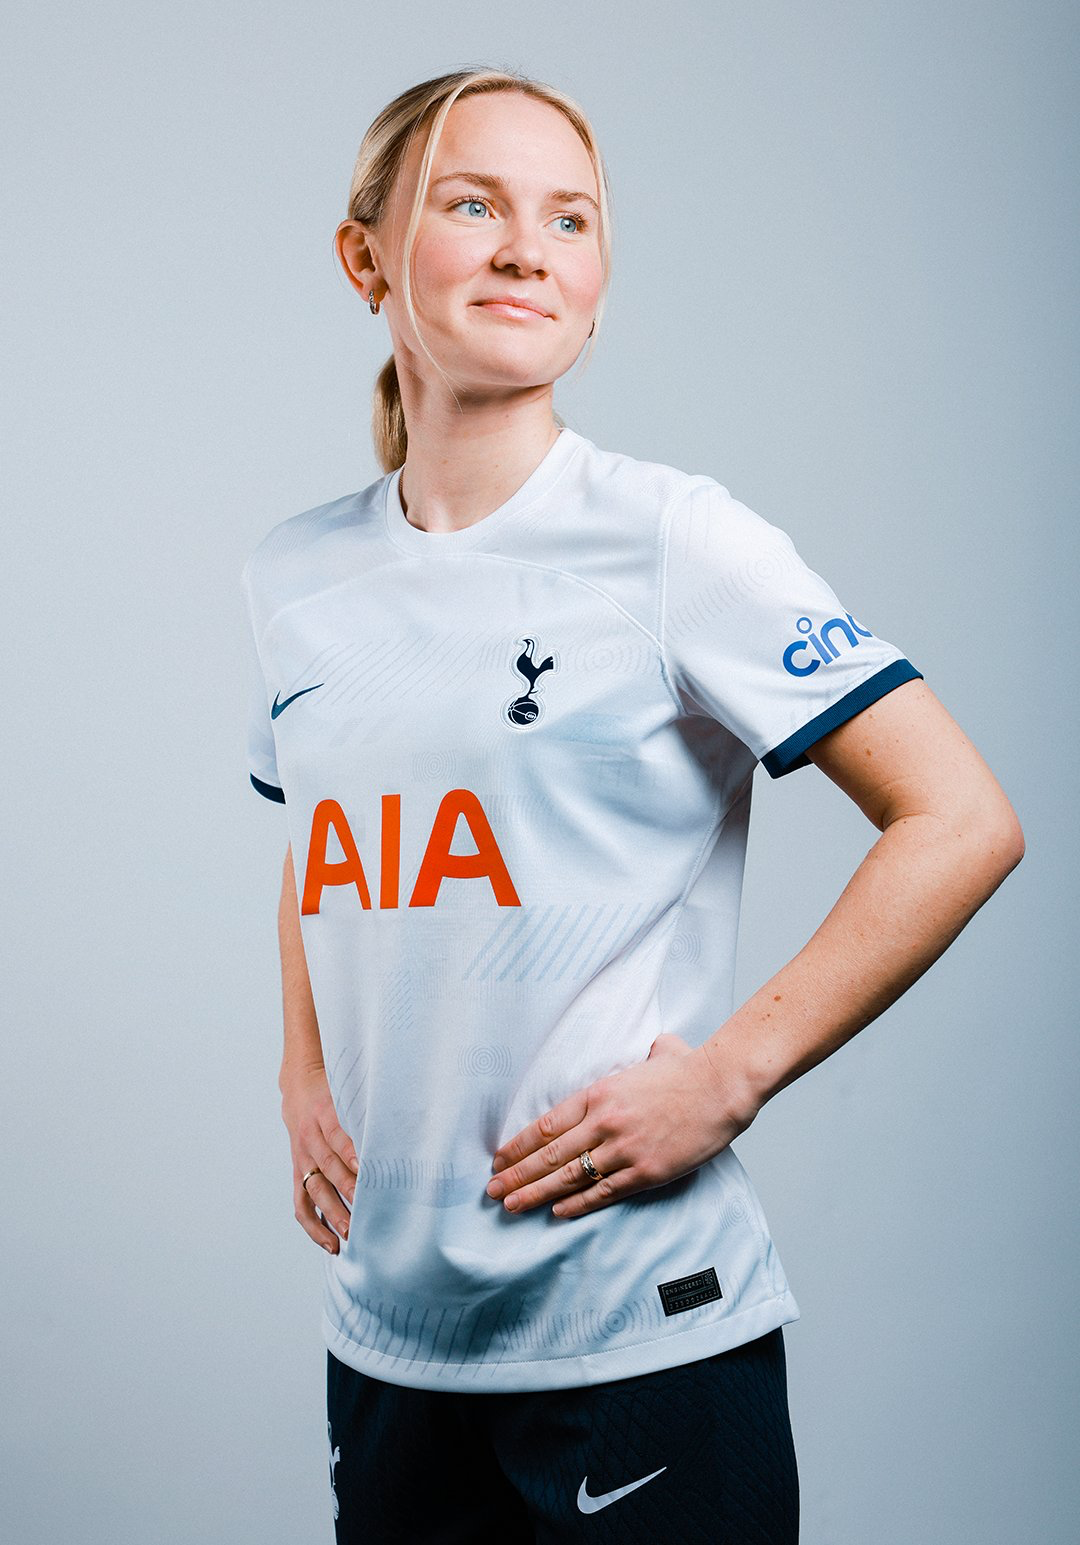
505,636,557,726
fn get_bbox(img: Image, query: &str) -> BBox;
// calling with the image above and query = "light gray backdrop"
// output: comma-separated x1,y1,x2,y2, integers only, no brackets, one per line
4,3,1076,1541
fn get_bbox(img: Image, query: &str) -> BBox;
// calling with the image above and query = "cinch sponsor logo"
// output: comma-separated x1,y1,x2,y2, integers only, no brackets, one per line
299,790,521,915
782,612,874,677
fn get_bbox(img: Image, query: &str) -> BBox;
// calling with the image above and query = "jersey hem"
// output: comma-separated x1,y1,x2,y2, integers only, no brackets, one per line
321,1289,800,1393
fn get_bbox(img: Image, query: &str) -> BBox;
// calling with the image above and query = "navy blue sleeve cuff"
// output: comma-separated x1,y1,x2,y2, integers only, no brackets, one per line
760,658,924,779
250,772,286,804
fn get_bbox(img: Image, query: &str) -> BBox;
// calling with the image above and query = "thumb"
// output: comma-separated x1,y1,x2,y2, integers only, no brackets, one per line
647,1032,688,1059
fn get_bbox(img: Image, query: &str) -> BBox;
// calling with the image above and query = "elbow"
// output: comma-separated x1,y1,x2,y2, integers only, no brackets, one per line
969,803,1026,882
991,785,1026,871
999,811,1026,873
920,780,1025,886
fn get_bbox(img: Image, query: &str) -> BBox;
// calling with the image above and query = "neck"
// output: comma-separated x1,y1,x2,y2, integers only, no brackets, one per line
393,381,560,535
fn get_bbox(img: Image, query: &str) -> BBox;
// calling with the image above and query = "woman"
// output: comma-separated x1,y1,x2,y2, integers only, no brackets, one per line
241,67,1024,1544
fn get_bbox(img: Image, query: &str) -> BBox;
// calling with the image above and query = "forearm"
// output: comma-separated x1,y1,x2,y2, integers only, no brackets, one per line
277,843,325,1086
707,809,1025,1117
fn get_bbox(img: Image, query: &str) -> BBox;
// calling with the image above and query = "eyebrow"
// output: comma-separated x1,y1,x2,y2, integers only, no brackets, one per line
430,170,600,217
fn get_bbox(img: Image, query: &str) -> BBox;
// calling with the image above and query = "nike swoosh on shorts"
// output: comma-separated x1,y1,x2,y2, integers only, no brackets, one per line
576,1466,667,1513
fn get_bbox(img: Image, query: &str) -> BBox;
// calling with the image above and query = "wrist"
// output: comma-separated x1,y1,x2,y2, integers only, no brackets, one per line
696,1039,767,1135
278,1054,325,1091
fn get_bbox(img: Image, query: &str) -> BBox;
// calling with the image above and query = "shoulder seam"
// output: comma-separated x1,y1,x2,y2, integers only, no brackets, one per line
657,474,716,717
239,490,376,646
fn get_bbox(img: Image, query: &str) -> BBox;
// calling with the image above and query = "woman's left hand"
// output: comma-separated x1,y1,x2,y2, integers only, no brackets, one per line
485,1032,761,1219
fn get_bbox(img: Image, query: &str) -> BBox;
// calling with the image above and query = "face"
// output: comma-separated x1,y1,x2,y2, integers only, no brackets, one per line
336,91,604,400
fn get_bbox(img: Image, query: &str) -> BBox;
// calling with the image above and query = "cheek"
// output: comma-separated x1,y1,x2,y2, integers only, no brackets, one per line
562,249,605,314
410,233,483,297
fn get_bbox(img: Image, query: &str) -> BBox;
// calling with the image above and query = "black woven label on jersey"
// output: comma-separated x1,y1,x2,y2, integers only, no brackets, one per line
656,1266,722,1316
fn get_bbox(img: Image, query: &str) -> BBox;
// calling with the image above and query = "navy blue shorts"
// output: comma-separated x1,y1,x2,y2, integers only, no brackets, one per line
326,1327,799,1543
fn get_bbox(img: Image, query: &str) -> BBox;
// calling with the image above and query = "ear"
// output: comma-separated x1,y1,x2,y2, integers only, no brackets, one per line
335,219,380,301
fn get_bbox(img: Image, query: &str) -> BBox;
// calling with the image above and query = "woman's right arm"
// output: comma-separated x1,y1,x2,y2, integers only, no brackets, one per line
278,842,326,1079
277,843,359,1254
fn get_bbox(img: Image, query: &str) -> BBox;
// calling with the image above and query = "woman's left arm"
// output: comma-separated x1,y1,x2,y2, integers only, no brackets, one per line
705,676,1025,1119
487,678,1025,1217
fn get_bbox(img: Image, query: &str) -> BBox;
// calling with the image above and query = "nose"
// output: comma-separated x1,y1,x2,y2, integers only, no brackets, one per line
491,216,548,278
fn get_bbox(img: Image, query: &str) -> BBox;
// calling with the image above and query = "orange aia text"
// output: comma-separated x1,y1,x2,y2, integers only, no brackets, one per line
300,790,522,914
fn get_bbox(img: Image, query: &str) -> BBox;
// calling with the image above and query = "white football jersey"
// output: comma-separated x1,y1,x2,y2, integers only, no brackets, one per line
241,426,922,1392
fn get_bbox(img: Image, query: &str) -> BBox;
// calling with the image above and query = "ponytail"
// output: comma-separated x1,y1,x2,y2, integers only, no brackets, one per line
372,353,407,473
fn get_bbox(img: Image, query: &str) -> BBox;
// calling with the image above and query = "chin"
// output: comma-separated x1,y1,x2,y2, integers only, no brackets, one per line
454,349,561,389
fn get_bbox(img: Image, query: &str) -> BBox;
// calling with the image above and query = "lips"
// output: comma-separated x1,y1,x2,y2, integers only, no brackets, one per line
474,297,553,318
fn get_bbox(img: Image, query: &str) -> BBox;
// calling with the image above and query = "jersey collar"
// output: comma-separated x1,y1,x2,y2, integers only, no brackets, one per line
382,427,584,555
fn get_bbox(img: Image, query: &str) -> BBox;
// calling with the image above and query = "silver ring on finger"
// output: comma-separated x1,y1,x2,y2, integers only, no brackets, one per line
578,1150,603,1182
302,1166,321,1192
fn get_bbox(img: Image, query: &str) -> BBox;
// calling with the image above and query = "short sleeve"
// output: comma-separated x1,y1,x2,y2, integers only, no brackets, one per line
661,479,924,777
240,565,286,804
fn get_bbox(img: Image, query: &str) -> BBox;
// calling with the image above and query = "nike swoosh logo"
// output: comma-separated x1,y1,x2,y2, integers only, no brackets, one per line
271,683,324,719
576,1466,667,1513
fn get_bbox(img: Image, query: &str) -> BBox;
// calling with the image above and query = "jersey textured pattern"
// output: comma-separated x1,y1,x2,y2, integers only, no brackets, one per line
240,426,923,1392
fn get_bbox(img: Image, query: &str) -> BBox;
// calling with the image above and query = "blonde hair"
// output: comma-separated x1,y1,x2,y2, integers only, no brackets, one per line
341,67,614,473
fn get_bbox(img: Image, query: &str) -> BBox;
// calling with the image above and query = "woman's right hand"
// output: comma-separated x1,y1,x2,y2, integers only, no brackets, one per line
279,1061,359,1255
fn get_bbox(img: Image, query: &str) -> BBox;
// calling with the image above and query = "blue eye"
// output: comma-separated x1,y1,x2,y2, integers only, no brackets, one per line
450,195,590,235
452,197,490,218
